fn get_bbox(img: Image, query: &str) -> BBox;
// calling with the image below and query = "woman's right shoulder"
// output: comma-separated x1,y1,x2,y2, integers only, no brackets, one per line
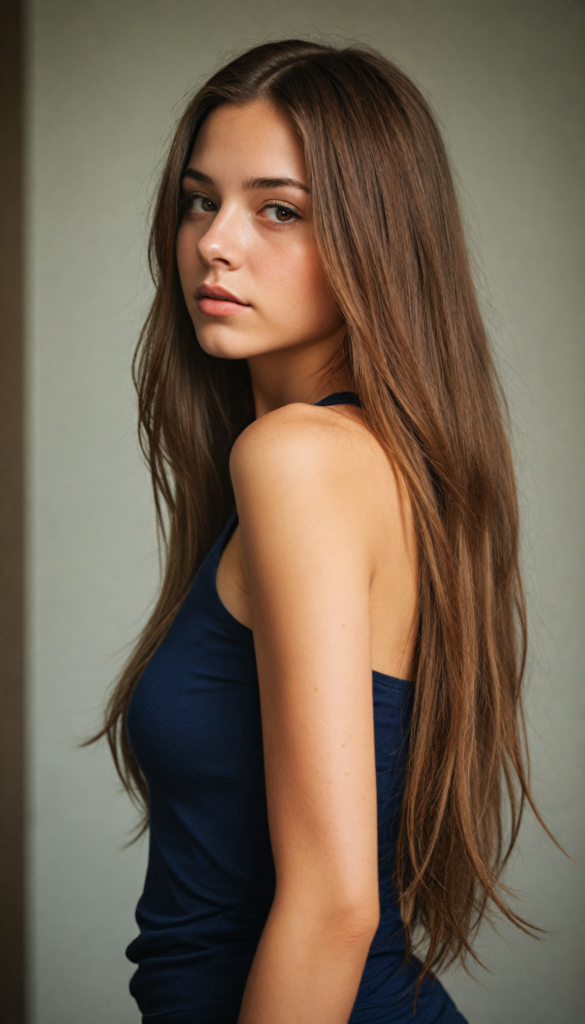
230,401,337,478
229,402,350,526
228,400,404,566
229,399,402,527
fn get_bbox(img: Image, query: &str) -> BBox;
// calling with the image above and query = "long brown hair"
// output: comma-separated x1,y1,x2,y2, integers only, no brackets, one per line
93,39,548,979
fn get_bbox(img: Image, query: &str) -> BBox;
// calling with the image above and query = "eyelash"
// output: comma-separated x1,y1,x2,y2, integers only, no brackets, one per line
179,191,300,222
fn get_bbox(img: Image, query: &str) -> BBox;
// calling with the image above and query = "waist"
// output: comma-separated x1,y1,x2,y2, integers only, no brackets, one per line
131,940,464,1024
127,897,408,1016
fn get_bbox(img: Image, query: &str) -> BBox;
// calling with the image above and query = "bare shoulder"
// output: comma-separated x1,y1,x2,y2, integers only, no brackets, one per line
229,401,396,521
227,401,418,679
230,401,349,476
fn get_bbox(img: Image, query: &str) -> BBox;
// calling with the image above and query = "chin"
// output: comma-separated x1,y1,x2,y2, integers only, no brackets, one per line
194,327,258,361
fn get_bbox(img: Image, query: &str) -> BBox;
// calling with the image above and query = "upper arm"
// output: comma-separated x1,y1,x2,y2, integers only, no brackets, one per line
230,407,379,921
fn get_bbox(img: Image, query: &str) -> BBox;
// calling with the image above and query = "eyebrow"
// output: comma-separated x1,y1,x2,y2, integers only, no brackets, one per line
246,176,310,194
182,168,310,194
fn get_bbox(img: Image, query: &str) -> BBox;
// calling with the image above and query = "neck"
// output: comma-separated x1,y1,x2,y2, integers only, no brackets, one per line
246,328,353,419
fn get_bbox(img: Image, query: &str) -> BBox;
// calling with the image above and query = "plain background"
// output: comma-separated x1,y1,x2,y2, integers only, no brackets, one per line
26,1,584,1022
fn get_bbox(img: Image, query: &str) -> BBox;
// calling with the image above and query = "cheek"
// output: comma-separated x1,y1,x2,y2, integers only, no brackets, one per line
261,238,340,326
302,246,337,311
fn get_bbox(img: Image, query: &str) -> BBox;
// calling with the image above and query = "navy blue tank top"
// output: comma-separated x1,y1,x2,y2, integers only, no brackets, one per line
126,393,467,1023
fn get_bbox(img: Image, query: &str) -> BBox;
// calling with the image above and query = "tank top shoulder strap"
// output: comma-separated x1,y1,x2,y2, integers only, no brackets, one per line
313,391,362,408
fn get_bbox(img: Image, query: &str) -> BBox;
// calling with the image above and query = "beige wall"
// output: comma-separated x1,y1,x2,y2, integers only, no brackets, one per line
28,1,584,1021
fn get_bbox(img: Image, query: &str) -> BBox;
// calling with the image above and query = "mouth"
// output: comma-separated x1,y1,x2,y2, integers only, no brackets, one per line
194,283,251,317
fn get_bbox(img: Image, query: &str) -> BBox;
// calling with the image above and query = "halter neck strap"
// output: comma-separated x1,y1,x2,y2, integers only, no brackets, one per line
313,391,362,408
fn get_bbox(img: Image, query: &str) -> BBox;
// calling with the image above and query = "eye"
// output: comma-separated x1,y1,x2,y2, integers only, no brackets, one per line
263,203,299,223
182,193,216,214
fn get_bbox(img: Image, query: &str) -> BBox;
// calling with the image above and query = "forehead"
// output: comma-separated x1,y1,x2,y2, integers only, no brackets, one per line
188,100,307,182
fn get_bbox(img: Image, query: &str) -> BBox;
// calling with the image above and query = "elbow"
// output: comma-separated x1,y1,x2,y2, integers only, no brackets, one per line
334,897,380,949
275,881,380,952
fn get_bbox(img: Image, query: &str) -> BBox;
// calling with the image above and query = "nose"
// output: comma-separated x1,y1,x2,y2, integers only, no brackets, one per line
196,203,245,270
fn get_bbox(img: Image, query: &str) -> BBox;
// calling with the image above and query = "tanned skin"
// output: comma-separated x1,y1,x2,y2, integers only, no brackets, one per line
176,100,419,1024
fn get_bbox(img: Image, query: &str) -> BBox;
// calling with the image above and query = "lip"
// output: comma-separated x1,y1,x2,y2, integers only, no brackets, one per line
195,283,249,305
194,283,251,318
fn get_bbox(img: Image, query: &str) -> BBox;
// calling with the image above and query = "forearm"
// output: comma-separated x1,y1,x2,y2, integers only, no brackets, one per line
237,897,375,1024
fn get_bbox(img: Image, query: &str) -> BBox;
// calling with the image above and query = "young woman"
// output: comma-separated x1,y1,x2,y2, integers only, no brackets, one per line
96,39,543,1024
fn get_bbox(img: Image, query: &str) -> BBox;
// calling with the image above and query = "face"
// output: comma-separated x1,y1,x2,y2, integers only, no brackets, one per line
176,100,343,362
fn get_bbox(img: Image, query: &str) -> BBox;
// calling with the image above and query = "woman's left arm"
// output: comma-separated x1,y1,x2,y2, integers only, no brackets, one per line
230,406,382,1024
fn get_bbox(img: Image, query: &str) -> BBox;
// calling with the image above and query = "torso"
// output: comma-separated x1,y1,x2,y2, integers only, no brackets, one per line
217,399,419,681
125,392,466,1023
